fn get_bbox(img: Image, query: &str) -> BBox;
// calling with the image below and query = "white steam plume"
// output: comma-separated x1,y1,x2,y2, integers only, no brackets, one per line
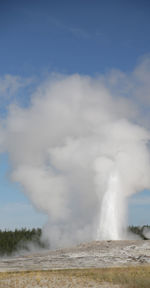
0,59,150,247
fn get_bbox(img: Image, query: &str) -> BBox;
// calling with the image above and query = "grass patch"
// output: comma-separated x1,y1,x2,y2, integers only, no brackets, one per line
0,266,150,287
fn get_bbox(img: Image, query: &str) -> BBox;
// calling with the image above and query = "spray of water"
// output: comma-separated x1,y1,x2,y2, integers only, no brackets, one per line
0,58,150,247
97,171,126,240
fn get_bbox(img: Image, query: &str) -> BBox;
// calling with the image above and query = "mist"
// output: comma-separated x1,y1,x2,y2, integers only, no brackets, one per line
1,58,150,248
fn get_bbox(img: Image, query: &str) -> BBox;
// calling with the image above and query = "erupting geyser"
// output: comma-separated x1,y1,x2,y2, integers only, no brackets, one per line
97,171,126,240
0,59,150,247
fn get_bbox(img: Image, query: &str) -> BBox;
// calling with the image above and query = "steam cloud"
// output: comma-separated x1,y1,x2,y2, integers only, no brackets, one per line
1,58,150,247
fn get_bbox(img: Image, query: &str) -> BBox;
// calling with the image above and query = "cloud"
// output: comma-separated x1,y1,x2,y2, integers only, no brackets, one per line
49,17,90,39
101,56,150,128
0,75,32,98
68,27,90,38
132,56,150,107
0,57,150,246
0,75,34,116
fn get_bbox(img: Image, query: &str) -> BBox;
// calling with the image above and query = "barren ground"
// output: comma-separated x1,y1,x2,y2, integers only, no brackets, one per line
0,240,150,272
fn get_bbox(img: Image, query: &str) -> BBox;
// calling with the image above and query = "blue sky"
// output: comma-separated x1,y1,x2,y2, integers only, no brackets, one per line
0,0,150,229
1,0,150,77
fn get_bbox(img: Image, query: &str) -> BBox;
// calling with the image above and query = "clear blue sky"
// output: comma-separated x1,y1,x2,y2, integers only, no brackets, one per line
0,0,150,229
1,0,150,77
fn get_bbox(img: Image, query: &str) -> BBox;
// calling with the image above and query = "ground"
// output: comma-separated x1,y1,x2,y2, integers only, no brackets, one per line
0,240,150,287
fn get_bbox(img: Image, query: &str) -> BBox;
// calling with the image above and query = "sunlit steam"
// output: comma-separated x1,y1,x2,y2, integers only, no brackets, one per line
0,58,150,247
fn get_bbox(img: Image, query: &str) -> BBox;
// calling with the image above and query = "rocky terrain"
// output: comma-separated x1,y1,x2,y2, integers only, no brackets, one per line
0,240,150,272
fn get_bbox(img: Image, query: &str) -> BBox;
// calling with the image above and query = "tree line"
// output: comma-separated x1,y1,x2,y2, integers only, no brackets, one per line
128,225,150,240
0,226,149,256
0,228,47,256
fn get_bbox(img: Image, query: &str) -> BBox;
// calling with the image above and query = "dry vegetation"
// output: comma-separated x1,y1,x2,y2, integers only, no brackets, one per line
0,266,150,288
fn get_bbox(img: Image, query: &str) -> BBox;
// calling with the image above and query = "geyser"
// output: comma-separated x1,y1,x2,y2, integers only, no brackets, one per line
97,171,126,240
0,59,150,247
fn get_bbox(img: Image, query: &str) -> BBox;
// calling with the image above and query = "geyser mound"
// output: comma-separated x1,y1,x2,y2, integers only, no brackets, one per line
0,64,150,247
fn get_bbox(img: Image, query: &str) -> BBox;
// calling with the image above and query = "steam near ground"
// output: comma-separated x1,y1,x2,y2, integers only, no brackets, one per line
1,57,150,248
143,227,150,239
